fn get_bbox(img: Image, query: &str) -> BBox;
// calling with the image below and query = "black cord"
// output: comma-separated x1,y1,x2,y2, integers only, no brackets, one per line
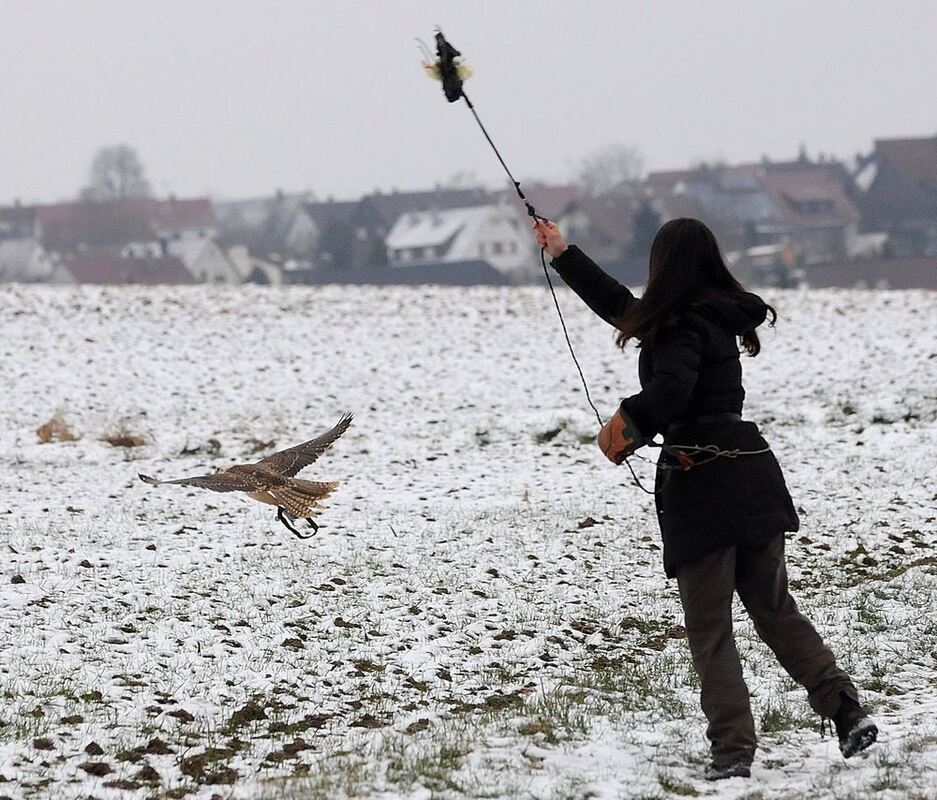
462,92,535,216
460,89,604,429
540,248,604,428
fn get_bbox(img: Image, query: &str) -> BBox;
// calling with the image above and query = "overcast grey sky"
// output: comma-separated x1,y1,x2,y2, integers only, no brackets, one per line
1,0,935,204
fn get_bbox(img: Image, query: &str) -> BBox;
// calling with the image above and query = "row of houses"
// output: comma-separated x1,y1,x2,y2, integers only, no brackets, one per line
0,196,243,285
213,134,937,285
1,134,935,288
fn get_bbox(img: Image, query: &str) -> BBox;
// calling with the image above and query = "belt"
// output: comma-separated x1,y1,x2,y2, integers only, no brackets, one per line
666,412,742,437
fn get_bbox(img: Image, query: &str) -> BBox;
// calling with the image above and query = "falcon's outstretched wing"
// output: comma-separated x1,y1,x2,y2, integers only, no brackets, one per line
256,413,353,477
139,471,260,493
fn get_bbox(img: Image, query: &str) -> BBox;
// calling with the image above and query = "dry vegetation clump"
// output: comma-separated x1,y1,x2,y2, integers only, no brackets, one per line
36,413,80,443
100,420,147,448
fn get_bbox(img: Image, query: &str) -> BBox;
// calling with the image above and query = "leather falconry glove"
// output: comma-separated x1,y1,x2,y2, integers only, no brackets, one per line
597,408,645,464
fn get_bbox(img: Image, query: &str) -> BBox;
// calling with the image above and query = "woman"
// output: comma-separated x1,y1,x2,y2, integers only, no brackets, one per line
534,217,877,780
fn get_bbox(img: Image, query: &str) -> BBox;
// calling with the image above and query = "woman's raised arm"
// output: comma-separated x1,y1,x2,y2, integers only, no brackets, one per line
533,220,637,326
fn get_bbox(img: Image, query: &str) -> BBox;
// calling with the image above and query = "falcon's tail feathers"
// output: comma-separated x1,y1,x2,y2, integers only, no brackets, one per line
273,480,339,520
291,479,340,498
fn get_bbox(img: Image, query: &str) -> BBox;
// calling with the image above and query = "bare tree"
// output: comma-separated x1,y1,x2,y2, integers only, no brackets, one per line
80,145,153,201
575,144,645,198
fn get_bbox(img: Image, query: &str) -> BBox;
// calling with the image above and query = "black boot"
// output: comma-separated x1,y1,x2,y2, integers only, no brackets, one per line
705,761,751,780
833,693,878,758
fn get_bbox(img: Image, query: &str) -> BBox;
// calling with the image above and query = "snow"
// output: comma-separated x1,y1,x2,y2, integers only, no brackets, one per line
0,283,935,799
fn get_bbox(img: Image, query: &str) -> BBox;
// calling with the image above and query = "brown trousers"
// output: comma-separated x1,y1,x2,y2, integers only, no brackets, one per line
676,534,858,765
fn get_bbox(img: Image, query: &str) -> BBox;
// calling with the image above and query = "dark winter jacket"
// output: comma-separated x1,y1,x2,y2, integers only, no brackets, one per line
552,245,800,576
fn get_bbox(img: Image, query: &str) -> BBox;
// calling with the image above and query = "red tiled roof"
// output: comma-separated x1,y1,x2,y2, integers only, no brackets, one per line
755,166,860,225
61,247,195,285
498,183,582,221
562,193,637,245
36,197,216,251
149,197,216,232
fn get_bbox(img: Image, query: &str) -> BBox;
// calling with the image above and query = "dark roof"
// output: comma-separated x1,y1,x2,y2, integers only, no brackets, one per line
359,187,492,226
302,199,360,228
863,136,937,222
875,136,937,184
0,205,37,239
61,247,195,285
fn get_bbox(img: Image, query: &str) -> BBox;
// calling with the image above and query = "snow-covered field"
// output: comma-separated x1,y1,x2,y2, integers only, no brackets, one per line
1,283,934,800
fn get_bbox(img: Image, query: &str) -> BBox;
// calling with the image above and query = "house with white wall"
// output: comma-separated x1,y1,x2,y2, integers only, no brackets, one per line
227,245,284,285
0,239,55,282
385,203,534,281
121,238,240,284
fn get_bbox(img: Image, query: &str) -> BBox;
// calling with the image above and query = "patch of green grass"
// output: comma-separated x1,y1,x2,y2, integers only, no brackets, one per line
521,687,594,740
374,721,481,796
760,700,811,734
250,751,371,799
572,650,693,719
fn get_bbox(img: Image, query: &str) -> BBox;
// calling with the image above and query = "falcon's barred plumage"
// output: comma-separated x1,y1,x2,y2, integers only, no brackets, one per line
140,413,353,538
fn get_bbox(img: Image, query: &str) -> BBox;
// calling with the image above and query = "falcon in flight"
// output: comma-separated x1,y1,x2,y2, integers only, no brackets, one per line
140,413,353,538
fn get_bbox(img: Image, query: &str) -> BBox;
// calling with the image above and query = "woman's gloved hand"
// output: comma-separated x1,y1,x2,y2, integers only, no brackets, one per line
533,220,568,259
597,408,644,464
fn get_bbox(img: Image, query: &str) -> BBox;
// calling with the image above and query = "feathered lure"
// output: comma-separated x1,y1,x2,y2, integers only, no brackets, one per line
418,27,540,220
417,27,608,435
421,31,473,102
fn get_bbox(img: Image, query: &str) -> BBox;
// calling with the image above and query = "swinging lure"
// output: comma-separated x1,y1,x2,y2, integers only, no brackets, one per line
420,33,473,99
419,28,605,430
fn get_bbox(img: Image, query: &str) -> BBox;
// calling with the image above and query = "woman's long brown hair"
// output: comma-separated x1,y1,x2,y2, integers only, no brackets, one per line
615,218,776,355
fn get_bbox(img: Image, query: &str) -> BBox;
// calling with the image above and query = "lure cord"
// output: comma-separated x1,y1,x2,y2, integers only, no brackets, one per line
461,89,604,429
462,93,536,220
539,248,604,428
